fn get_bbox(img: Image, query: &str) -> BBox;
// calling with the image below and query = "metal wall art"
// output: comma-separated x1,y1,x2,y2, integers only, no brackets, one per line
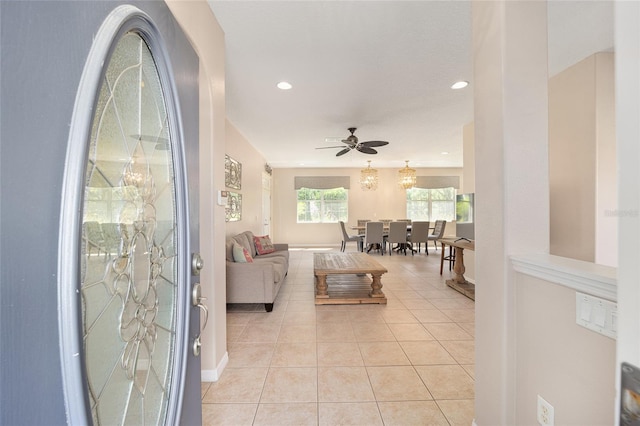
225,192,242,222
225,154,242,190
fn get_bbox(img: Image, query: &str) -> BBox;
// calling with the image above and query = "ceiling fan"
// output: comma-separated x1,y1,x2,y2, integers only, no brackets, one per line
316,127,389,156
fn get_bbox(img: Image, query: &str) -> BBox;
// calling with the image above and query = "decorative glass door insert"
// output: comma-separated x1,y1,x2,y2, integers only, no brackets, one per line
59,6,195,424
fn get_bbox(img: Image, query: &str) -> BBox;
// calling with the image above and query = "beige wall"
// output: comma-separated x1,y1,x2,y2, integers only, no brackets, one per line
549,52,617,266
271,167,462,246
515,273,616,424
224,121,269,238
594,54,617,267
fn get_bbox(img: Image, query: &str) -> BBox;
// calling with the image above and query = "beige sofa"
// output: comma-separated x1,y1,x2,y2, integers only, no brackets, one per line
225,231,289,312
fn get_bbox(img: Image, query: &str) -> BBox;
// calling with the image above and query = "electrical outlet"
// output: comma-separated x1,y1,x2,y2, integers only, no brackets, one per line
537,395,554,426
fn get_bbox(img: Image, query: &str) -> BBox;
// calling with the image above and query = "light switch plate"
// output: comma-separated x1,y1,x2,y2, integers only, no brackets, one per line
576,292,617,339
217,190,229,206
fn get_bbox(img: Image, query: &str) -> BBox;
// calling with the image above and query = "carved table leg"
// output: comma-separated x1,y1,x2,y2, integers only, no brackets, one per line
369,273,385,298
316,274,329,298
452,246,467,284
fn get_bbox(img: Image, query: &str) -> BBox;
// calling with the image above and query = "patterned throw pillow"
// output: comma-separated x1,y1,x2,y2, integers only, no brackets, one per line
253,235,276,255
232,242,253,263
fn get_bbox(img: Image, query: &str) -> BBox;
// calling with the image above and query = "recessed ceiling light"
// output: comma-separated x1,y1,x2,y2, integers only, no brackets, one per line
451,81,468,90
441,151,449,155
277,81,292,90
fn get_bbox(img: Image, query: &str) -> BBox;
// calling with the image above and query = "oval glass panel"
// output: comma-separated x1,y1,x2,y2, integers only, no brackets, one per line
80,31,177,425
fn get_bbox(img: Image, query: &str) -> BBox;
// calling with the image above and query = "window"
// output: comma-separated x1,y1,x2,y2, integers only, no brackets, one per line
297,187,348,223
406,187,456,221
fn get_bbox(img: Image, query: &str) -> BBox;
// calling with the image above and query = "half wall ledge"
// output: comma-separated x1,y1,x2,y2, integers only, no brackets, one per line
511,253,617,302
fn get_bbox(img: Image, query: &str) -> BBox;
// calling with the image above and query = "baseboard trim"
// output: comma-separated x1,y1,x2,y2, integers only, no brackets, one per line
290,244,340,249
201,351,228,382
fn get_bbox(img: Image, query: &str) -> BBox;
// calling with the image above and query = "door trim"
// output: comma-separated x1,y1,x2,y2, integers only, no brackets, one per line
58,5,191,424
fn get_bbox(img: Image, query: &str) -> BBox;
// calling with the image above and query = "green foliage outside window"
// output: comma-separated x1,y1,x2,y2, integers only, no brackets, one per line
297,187,348,223
406,187,455,221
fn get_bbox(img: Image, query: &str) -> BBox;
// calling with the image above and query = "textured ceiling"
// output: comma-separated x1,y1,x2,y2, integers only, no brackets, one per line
208,1,613,169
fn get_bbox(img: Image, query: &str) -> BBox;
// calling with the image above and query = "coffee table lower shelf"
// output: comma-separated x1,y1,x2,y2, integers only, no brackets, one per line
315,274,387,305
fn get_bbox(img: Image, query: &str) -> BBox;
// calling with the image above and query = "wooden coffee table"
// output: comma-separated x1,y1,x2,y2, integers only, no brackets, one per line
313,252,388,305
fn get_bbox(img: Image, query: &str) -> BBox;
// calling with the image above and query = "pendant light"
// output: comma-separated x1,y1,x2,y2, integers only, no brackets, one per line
360,160,378,191
398,160,416,189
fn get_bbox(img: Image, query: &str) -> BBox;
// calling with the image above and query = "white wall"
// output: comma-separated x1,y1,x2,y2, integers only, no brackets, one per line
472,2,550,423
271,167,462,246
462,122,476,282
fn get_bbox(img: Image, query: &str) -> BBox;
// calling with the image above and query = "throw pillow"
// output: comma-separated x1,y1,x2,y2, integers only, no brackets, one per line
232,242,253,263
254,235,276,255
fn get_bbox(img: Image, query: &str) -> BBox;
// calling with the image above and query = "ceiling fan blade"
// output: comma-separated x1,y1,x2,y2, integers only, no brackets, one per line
315,146,345,149
357,146,377,154
131,134,170,150
131,134,169,143
336,148,352,156
361,140,389,147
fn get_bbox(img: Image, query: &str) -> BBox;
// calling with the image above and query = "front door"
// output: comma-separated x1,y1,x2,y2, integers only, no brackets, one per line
58,5,202,424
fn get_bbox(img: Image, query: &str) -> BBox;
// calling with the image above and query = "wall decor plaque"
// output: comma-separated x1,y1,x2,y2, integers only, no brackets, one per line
225,154,242,190
225,191,242,222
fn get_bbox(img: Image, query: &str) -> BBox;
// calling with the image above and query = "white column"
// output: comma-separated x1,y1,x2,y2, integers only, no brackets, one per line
615,2,640,423
472,1,549,424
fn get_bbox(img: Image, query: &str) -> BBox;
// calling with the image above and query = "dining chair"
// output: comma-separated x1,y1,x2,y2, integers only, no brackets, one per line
386,221,411,255
357,219,371,227
339,221,363,252
380,219,392,227
364,221,385,255
408,221,430,253
427,220,447,251
83,221,105,257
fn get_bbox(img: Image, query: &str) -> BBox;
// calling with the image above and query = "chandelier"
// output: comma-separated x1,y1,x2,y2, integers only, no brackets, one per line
360,160,378,191
123,156,146,188
398,160,416,189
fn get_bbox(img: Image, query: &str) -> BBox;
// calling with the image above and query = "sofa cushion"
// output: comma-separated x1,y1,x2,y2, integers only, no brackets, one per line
254,235,276,255
232,242,253,263
256,249,289,264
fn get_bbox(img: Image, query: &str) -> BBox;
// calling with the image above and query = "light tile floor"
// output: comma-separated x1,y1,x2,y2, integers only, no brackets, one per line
201,246,475,425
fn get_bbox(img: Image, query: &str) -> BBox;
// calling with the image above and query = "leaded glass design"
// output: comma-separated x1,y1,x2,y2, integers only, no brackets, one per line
80,31,178,425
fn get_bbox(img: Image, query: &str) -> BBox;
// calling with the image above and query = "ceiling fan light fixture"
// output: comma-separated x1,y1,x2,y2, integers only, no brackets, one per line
451,80,469,90
398,160,416,190
360,160,378,191
276,81,292,90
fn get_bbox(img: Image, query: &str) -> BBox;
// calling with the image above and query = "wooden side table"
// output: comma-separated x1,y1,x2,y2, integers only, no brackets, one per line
437,238,475,300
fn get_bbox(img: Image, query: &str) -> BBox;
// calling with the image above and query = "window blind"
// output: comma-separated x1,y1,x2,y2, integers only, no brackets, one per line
294,176,350,190
415,176,460,189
